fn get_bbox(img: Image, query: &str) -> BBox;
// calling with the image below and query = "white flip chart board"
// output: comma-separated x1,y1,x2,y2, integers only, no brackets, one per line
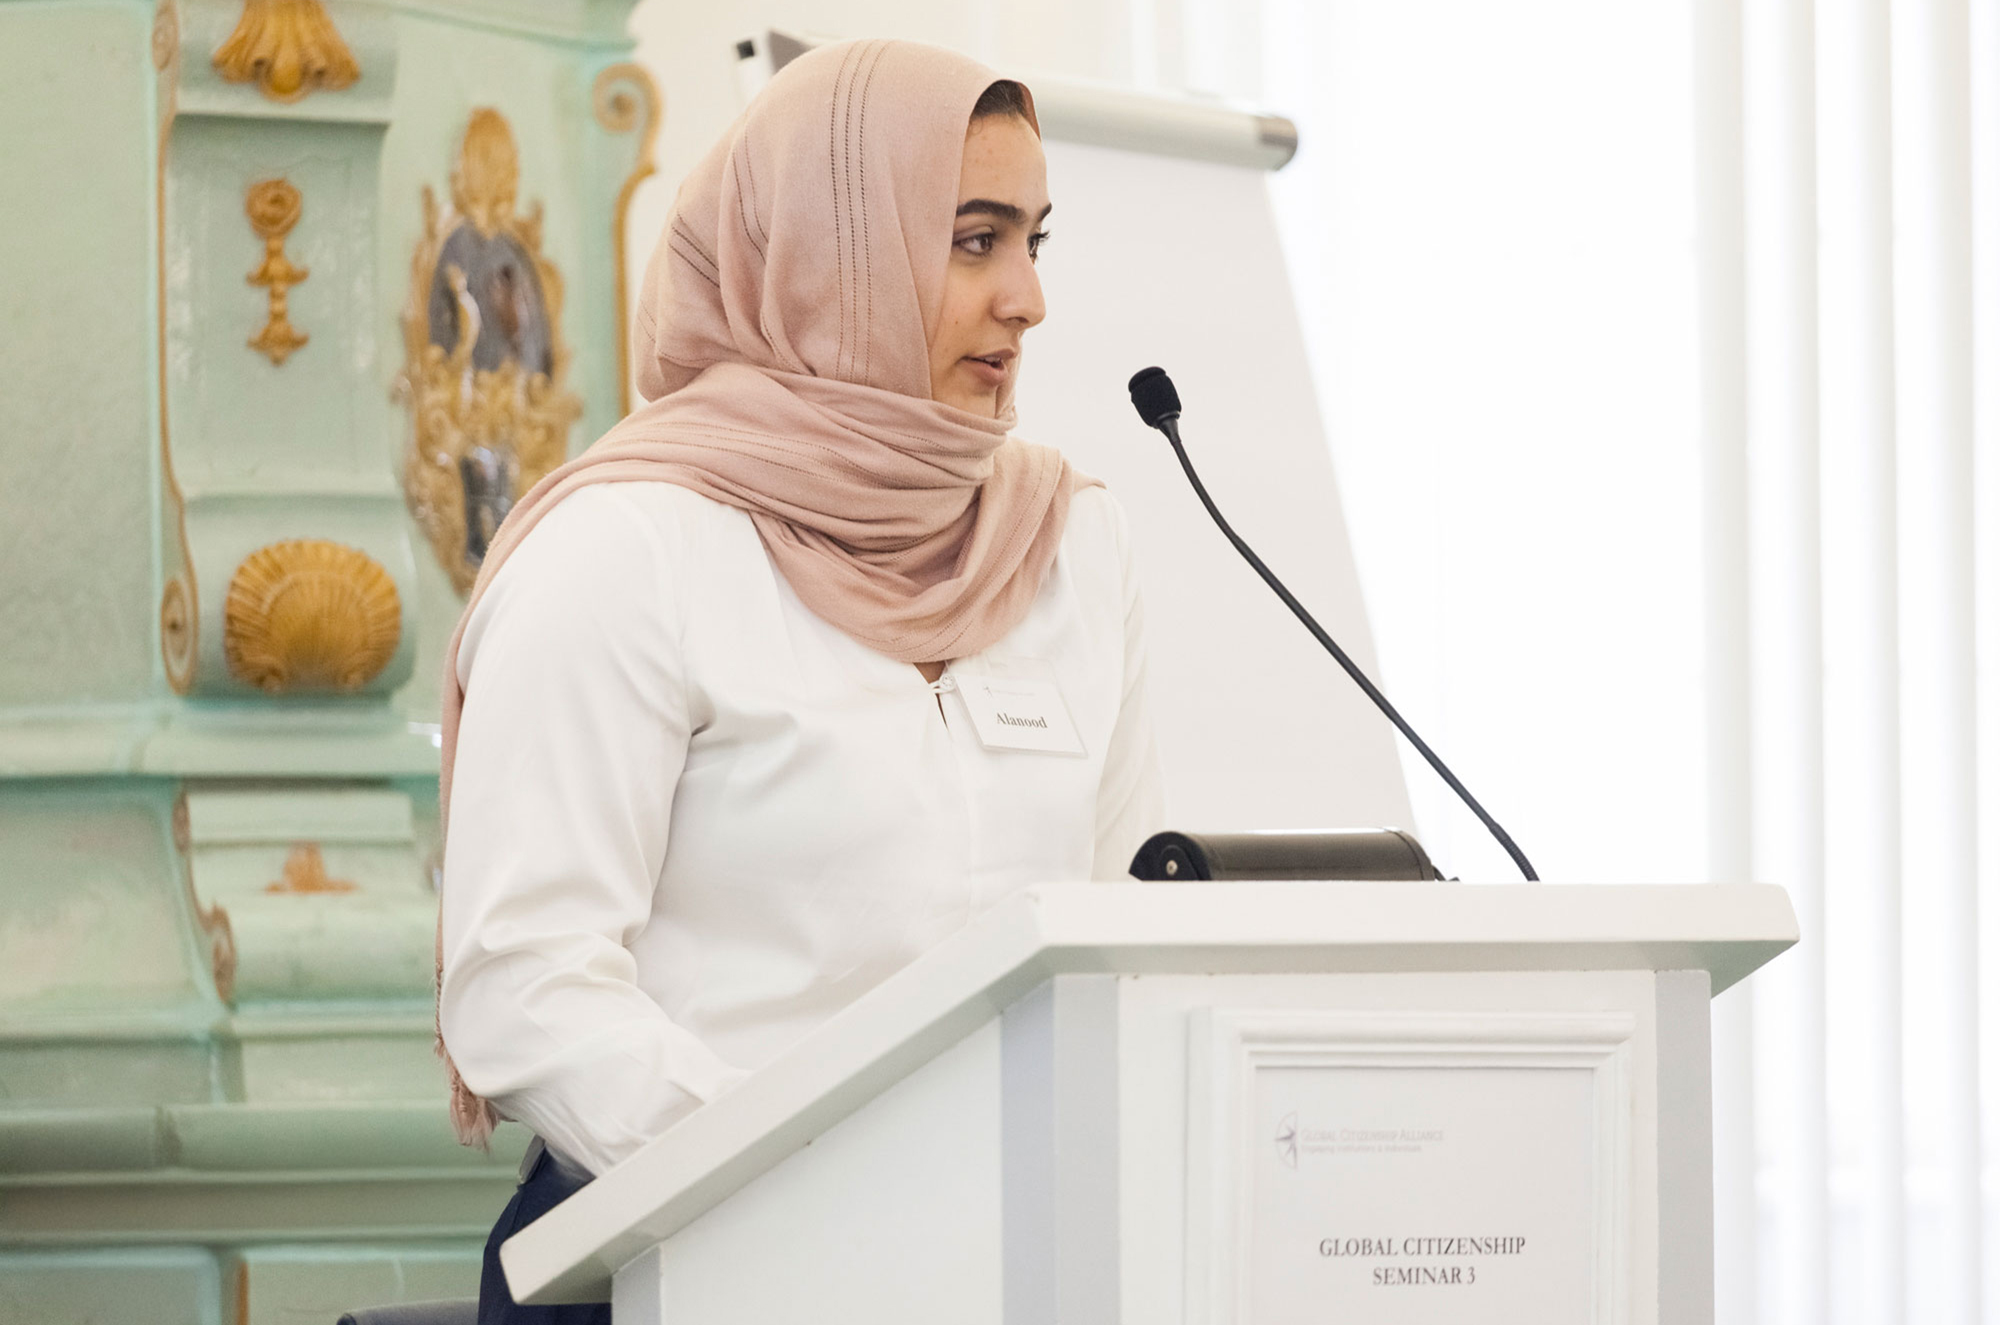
1019,134,1412,834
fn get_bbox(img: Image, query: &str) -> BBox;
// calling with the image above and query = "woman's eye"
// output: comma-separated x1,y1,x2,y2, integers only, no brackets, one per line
955,232,995,256
1028,229,1051,262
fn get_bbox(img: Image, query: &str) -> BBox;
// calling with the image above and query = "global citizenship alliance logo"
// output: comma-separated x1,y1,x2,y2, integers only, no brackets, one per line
1276,1112,1300,1169
1274,1113,1448,1167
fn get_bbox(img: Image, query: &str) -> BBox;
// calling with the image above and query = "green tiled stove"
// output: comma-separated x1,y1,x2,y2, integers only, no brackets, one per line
0,2,655,1319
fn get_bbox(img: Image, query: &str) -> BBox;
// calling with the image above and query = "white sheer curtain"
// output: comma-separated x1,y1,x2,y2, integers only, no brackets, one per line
1722,0,1990,1318
1735,0,1993,1319
1150,0,1995,1317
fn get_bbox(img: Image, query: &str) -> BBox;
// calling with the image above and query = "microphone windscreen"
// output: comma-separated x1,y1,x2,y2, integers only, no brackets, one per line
1127,366,1182,428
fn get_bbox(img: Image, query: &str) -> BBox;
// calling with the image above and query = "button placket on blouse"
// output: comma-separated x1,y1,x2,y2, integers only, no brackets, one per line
926,671,956,725
913,667,980,927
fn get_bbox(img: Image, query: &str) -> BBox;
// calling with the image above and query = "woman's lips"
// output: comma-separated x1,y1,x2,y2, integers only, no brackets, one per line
960,354,1011,389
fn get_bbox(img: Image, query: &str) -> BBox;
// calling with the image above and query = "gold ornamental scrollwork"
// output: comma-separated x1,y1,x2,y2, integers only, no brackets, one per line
592,62,661,416
156,0,198,695
160,578,195,688
173,790,237,1004
152,0,178,71
197,895,237,1004
212,0,359,103
398,108,582,595
224,539,402,693
245,178,309,364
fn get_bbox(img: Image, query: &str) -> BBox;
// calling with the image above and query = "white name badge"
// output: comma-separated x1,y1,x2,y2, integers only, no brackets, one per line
947,659,1086,756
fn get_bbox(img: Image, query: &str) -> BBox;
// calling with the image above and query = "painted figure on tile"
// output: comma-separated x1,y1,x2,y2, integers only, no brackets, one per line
399,109,580,594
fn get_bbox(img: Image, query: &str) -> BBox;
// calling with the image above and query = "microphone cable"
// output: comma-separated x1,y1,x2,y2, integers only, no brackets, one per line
1128,365,1539,883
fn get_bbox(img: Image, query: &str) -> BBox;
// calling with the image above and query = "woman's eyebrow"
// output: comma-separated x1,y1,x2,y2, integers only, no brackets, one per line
954,199,1055,225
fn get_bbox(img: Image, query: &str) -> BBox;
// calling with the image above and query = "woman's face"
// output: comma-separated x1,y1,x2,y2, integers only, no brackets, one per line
928,113,1051,416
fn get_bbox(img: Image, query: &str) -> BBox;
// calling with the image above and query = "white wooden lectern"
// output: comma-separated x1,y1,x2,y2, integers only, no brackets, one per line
501,881,1794,1324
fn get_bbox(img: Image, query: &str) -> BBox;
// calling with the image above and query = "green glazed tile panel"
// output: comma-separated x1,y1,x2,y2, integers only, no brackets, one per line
233,1243,485,1325
187,787,415,843
0,3,634,1320
165,92,421,700
0,1248,220,1325
0,785,208,1016
1,1172,514,1245
0,1038,215,1111
135,712,442,778
0,2,162,707
0,1243,484,1325
181,784,439,1001
228,898,438,1000
165,116,397,496
230,1024,448,1102
0,1101,530,1178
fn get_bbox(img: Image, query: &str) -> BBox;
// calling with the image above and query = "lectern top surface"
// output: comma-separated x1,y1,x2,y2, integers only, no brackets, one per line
502,880,1795,1304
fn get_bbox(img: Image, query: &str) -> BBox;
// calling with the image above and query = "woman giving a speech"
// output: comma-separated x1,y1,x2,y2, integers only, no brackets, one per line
435,39,1164,1321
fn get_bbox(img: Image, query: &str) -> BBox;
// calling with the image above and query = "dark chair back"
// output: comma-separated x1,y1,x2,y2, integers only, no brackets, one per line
336,1301,478,1325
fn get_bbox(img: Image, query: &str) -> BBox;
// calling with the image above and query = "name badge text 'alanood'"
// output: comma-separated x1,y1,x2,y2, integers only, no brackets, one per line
1318,1235,1530,1287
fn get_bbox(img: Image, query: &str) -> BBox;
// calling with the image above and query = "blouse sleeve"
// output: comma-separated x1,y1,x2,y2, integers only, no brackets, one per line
1090,494,1169,880
437,486,749,1177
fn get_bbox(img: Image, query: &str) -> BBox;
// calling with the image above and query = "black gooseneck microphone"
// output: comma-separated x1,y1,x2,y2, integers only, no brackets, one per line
1127,365,1539,883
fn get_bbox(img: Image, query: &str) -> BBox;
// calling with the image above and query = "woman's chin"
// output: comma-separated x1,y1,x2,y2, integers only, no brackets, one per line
939,386,1001,418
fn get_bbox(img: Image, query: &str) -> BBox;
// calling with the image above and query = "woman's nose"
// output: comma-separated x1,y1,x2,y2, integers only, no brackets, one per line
994,254,1045,329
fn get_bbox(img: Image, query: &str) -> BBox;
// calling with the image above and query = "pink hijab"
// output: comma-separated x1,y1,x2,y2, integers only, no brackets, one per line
436,40,1096,1145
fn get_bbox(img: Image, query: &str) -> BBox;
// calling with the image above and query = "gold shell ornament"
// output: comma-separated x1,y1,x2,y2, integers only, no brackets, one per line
223,540,401,693
398,108,581,595
211,0,359,103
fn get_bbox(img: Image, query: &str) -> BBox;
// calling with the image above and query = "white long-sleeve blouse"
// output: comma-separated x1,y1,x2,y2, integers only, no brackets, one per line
437,480,1165,1177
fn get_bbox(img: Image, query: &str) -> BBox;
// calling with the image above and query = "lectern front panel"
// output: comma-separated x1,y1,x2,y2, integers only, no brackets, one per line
1190,1008,1630,1323
1117,970,1688,1325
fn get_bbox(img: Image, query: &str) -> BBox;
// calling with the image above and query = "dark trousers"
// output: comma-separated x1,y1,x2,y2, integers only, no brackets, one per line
478,1142,610,1325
